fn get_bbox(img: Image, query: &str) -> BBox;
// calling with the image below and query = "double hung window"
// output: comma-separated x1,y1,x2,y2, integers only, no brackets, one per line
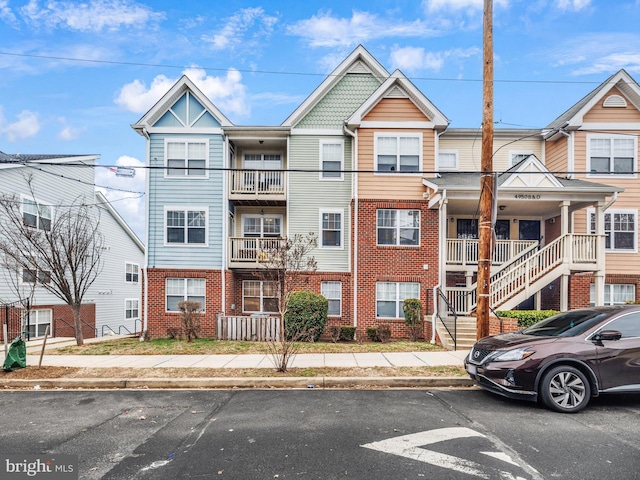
320,140,343,179
23,198,51,231
243,280,278,313
321,281,342,316
166,208,207,245
166,140,208,177
589,210,636,252
320,211,342,248
377,209,420,246
166,278,205,312
375,134,421,172
376,282,420,318
588,136,636,176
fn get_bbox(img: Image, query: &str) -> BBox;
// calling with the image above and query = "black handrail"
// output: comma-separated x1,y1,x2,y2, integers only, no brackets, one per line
436,287,458,351
101,319,142,337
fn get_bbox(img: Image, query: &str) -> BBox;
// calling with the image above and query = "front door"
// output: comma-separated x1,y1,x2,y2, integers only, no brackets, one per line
519,220,540,241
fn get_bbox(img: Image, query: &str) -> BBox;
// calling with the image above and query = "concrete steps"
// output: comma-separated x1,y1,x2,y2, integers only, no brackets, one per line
436,316,478,350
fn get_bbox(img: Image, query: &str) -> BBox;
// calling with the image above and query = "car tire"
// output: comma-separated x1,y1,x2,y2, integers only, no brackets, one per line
540,365,591,413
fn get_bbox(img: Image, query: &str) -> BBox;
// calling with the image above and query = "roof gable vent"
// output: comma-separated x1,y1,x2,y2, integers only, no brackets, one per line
385,85,407,98
603,94,627,108
347,60,372,75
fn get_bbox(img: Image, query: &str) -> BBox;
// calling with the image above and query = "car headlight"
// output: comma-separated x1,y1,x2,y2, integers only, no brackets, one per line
489,347,535,362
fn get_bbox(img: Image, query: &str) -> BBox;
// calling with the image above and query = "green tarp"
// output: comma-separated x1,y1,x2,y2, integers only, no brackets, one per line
3,336,26,371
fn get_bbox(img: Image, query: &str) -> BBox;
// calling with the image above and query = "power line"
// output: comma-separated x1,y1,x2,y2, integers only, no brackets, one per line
0,50,626,86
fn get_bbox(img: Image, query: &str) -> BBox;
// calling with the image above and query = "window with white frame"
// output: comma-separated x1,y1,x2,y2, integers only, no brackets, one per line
377,209,420,246
320,140,343,179
588,135,636,176
166,278,206,312
375,134,421,172
438,150,458,170
320,210,342,248
589,209,636,252
125,262,139,283
321,281,342,316
23,198,51,231
243,280,278,313
590,284,635,306
376,282,420,318
242,215,282,238
125,299,140,319
22,268,51,285
24,309,52,338
166,208,207,245
165,140,208,177
510,151,533,167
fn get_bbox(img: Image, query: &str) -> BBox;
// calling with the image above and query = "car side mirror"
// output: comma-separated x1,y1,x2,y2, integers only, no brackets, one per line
592,330,622,345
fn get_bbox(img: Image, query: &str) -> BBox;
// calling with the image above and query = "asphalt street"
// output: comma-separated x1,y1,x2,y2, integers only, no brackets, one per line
0,389,638,480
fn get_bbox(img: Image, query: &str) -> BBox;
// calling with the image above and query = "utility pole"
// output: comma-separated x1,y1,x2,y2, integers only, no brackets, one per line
477,0,494,340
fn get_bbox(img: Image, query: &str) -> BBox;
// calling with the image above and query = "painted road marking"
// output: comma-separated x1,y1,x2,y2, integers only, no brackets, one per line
361,427,528,479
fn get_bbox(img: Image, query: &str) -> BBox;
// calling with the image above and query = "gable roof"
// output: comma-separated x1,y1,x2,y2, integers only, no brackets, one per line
423,155,622,195
95,191,145,252
545,69,640,134
132,75,233,134
346,69,449,129
0,151,99,170
281,45,389,128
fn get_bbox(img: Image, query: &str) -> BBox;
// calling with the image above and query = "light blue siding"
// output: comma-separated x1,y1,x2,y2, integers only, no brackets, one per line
146,133,224,269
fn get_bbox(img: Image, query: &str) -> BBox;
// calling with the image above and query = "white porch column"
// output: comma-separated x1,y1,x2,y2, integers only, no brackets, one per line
560,201,570,311
594,202,606,306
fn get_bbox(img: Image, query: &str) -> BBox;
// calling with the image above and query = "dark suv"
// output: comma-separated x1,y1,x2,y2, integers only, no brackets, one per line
465,305,640,412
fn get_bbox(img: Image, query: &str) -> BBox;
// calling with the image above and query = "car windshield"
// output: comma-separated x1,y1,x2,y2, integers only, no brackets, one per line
521,310,609,337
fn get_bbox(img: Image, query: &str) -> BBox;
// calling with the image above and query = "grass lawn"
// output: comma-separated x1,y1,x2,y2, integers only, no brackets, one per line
52,337,445,355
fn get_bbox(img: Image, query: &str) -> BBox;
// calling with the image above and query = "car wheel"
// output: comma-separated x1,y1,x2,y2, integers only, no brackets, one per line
540,365,591,413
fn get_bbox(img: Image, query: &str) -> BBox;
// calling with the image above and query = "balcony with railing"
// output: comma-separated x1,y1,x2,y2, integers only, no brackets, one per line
229,170,286,201
446,239,538,269
229,237,283,269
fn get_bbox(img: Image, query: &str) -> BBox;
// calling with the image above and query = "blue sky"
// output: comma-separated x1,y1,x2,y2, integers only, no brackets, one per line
2,0,640,240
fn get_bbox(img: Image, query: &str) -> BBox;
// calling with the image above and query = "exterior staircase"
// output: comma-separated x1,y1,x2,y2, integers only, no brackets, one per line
437,316,477,350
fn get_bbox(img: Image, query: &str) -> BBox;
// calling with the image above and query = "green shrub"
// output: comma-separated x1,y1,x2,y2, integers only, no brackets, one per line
285,290,328,342
402,298,423,341
366,327,379,342
339,326,356,341
495,309,560,329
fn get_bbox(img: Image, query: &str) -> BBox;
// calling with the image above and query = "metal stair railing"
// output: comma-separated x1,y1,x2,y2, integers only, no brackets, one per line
435,287,458,351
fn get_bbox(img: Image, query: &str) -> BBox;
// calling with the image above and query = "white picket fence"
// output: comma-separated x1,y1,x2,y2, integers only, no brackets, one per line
217,314,280,341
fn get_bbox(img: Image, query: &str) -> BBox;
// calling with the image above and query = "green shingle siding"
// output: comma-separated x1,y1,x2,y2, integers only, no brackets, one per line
296,74,381,129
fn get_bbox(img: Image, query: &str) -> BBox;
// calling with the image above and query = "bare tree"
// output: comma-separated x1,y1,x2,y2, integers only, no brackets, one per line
254,233,318,372
0,180,104,346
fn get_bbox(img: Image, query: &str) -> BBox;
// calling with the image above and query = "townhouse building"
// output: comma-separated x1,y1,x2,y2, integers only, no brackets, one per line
133,46,638,347
0,153,145,341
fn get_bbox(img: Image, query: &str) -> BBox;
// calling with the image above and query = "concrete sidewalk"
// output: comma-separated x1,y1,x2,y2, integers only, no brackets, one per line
25,349,469,370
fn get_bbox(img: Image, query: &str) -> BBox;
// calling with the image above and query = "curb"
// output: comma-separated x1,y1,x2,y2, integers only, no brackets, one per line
1,376,475,390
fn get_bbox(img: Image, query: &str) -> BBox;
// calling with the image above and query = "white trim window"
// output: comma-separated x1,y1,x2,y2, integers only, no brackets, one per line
377,209,420,246
165,207,208,245
589,209,637,252
375,133,422,173
509,151,533,167
590,284,635,306
320,139,344,180
242,280,278,313
125,299,140,319
22,197,52,231
587,135,636,177
165,139,208,178
321,281,342,316
437,150,458,171
320,210,343,248
24,309,52,338
242,214,282,238
22,268,51,285
376,282,420,318
166,278,206,312
125,262,139,283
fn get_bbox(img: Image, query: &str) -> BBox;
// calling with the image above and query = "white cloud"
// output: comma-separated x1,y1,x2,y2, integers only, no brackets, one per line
288,10,438,48
0,0,18,27
95,155,146,241
556,0,591,12
1,109,40,141
58,126,84,141
115,68,249,118
390,45,481,73
202,7,278,51
20,0,165,32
